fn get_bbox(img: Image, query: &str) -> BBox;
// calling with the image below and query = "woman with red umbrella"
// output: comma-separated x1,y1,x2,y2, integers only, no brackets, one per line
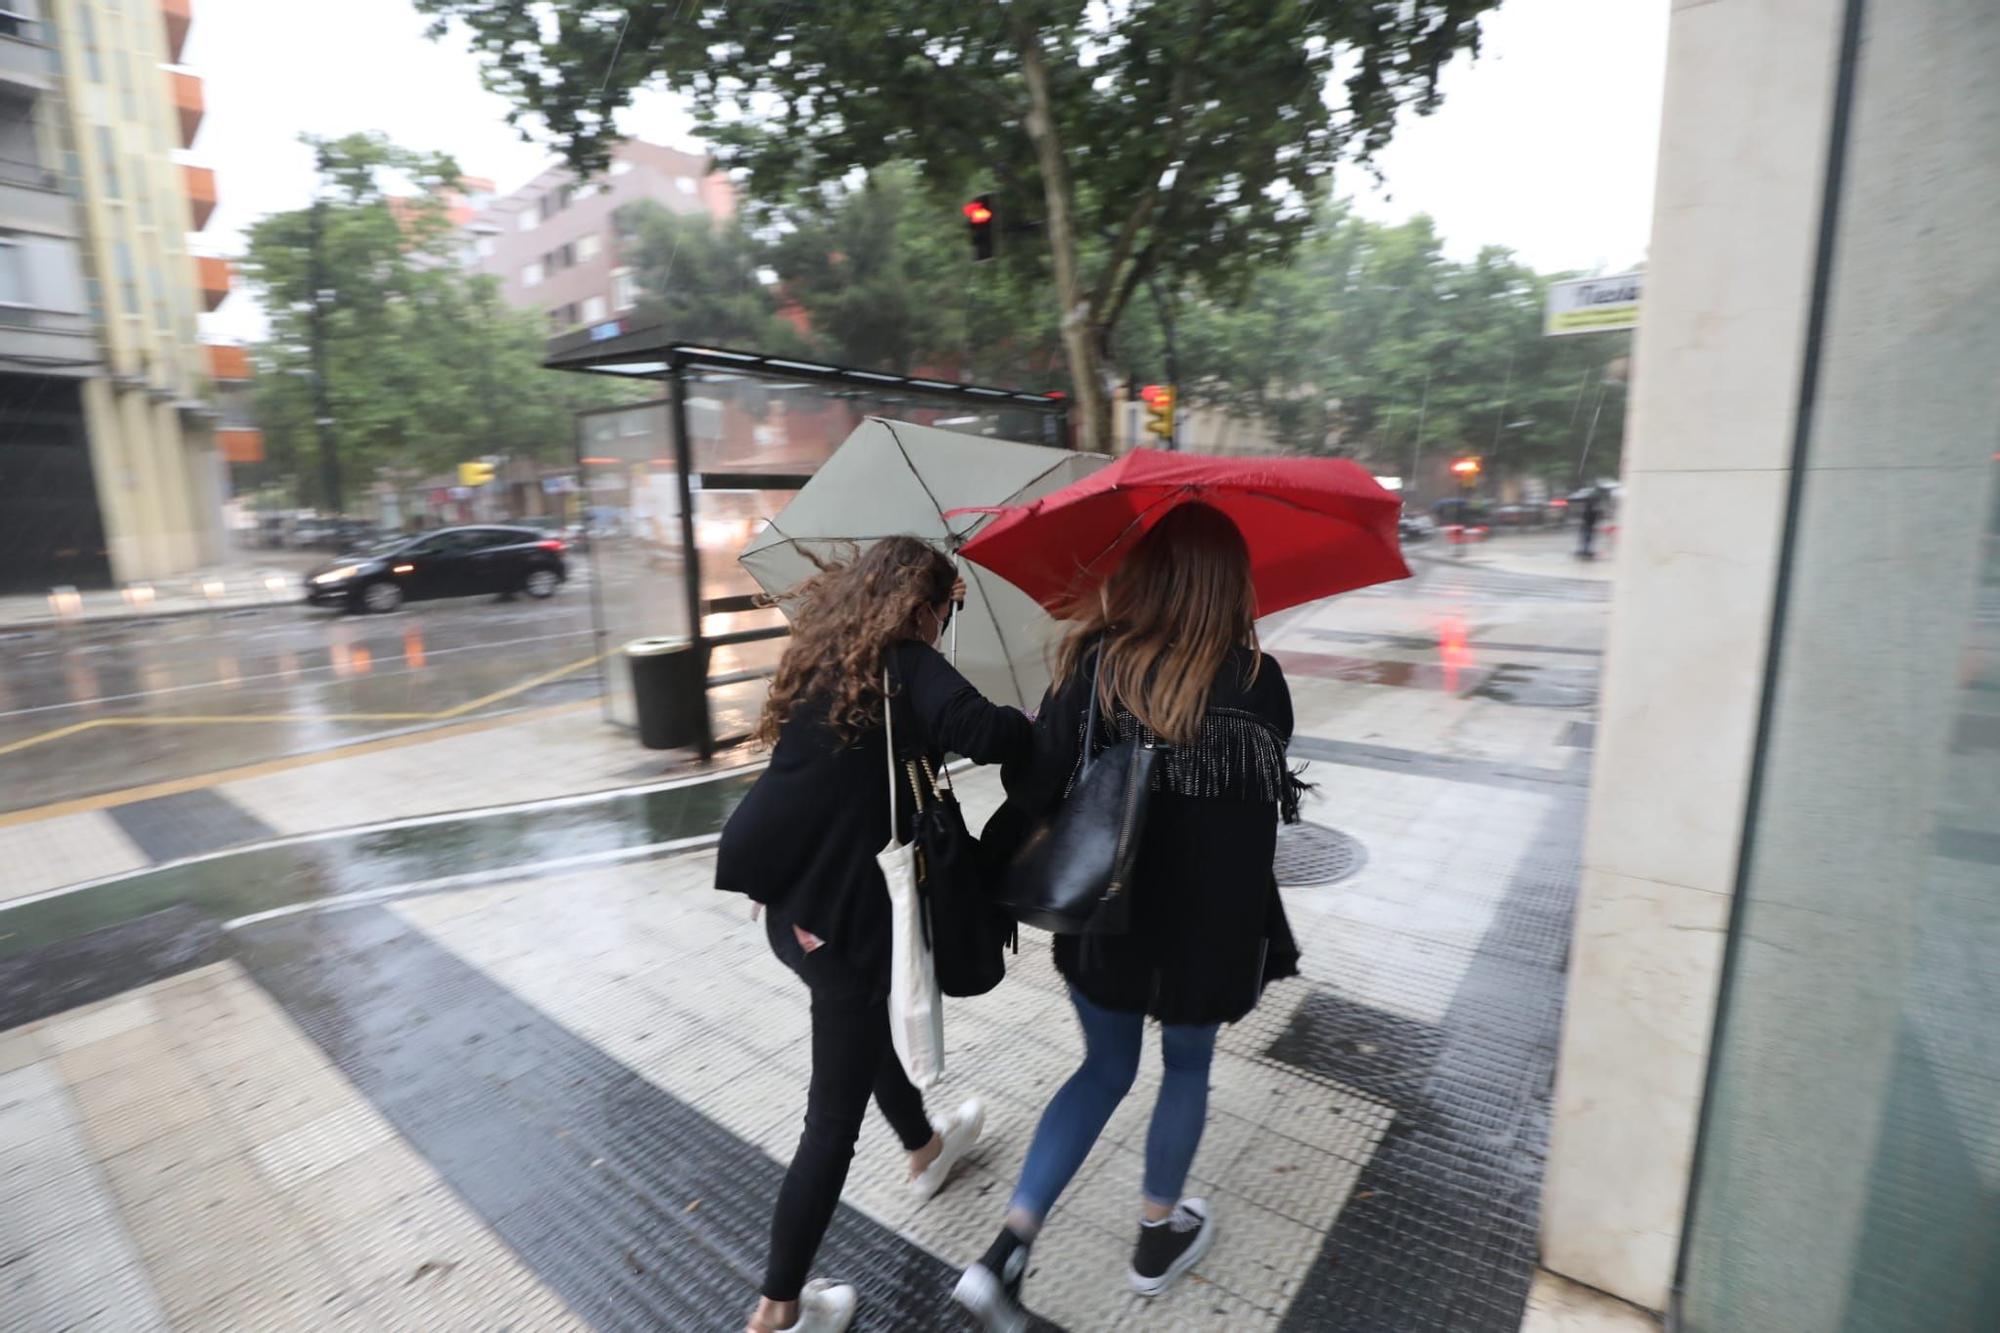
953,502,1306,1330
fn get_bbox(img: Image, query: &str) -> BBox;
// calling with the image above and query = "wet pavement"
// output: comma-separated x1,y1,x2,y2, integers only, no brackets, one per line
1,549,1618,1331
0,594,600,814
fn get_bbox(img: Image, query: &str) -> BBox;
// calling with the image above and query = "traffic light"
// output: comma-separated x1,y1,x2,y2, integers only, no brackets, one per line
458,461,495,487
963,195,995,261
1450,455,1482,488
1140,384,1176,441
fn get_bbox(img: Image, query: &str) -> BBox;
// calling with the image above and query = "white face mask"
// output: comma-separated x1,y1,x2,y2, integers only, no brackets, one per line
922,603,953,647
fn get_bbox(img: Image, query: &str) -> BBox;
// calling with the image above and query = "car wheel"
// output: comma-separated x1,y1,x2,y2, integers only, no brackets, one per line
525,568,559,599
360,580,404,614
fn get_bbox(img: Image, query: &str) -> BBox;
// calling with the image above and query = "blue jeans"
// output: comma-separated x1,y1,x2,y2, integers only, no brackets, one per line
1009,988,1221,1221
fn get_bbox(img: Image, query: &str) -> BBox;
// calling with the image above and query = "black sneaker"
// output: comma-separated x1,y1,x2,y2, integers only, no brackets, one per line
1129,1197,1216,1296
952,1228,1031,1333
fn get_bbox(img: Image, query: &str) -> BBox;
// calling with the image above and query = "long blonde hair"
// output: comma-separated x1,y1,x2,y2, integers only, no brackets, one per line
757,537,955,746
1053,502,1258,746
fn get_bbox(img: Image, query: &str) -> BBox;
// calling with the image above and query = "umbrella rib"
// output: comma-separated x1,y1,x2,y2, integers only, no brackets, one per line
880,419,956,542
966,564,1032,710
1071,484,1198,583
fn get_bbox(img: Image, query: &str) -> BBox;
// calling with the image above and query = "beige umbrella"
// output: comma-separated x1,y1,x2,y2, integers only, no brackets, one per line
737,417,1105,712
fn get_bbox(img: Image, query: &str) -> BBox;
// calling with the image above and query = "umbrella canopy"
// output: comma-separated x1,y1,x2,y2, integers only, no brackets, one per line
954,448,1410,617
738,417,1107,712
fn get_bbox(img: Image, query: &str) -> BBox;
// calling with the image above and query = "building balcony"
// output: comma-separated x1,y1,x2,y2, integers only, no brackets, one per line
206,342,251,381
217,428,264,465
0,155,77,236
183,163,216,231
196,255,230,311
171,71,205,149
162,0,194,65
0,14,57,93
0,304,98,379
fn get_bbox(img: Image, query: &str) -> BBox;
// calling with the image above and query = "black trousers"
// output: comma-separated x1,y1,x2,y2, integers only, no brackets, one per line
761,911,934,1302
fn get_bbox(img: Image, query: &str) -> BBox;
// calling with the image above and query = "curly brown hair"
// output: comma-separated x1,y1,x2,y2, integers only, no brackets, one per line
756,536,957,746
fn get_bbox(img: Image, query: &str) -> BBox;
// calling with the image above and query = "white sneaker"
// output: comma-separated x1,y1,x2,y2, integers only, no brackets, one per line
908,1097,985,1200
775,1278,856,1333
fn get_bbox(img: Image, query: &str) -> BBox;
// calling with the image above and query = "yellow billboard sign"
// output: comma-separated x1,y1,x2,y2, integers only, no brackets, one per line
458,461,495,486
1545,273,1641,336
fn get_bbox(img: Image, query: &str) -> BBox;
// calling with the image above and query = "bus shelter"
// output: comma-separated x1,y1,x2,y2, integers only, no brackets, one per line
544,324,1071,759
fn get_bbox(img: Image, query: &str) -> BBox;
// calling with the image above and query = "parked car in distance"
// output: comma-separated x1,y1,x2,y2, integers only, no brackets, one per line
305,525,568,614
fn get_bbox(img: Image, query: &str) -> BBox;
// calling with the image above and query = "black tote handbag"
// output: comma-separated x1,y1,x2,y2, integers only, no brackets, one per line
889,674,1013,997
997,653,1159,936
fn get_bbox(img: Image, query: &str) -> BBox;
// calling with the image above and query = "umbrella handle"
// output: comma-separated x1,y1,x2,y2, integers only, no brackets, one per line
949,556,961,665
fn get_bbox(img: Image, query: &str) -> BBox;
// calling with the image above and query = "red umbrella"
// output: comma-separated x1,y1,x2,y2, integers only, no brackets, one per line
951,449,1410,617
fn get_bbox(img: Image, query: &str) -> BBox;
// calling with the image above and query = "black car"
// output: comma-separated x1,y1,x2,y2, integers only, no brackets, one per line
305,525,568,613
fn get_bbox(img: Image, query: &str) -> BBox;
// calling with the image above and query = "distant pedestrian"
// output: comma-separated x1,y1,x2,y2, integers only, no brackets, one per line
717,538,1032,1333
954,504,1303,1332
1577,488,1603,559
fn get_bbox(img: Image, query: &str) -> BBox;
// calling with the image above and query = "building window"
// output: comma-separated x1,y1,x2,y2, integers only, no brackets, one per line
476,235,496,258
517,208,537,233
574,181,600,202
581,294,607,324
577,232,601,263
115,242,139,314
79,8,103,81
548,302,579,331
133,156,152,227
97,127,119,197
676,176,697,196
0,240,26,306
118,53,136,120
521,260,543,288
612,266,638,311
610,159,633,177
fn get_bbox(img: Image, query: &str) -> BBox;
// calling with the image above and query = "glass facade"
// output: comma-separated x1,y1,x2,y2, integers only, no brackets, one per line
1676,4,2000,1327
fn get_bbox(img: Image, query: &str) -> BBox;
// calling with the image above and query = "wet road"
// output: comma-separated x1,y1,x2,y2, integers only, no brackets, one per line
0,589,601,814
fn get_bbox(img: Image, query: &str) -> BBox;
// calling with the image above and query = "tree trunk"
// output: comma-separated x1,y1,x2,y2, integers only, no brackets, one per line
1014,20,1111,453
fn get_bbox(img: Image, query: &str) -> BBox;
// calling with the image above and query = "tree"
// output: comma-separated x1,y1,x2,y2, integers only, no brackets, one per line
239,133,633,508
614,201,810,354
1112,202,1631,488
415,0,1500,450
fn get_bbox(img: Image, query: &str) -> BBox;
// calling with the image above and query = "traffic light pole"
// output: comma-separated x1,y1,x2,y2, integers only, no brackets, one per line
1146,272,1180,450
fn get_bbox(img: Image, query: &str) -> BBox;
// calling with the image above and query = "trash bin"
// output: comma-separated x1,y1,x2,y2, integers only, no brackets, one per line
625,636,706,750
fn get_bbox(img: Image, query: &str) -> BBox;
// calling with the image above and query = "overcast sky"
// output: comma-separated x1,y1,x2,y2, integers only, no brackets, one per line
186,0,1668,343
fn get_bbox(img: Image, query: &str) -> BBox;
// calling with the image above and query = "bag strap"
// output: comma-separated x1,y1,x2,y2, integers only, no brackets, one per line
882,665,900,835
1081,644,1106,765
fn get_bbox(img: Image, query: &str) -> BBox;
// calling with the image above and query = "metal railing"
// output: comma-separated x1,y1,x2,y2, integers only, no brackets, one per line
0,154,59,192
0,10,45,43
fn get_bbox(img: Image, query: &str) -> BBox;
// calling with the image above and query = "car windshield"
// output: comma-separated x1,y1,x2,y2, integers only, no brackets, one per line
367,536,413,556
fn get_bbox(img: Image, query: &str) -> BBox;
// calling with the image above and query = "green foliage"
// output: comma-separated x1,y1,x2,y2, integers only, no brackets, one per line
1115,204,1631,482
238,132,635,508
617,165,1065,384
414,0,1501,447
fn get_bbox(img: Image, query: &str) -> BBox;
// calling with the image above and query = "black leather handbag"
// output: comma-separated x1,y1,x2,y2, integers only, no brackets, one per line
891,679,1013,998
997,653,1159,936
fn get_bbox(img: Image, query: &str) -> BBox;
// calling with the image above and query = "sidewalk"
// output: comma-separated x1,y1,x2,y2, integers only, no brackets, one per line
0,557,1646,1332
1415,527,1618,584
0,553,320,630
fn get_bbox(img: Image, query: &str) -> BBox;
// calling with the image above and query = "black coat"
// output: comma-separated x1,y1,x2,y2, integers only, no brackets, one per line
991,644,1302,1026
715,639,1031,976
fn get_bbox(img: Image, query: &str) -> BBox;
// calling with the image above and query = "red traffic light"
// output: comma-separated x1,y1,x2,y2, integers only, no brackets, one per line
962,200,994,225
1139,384,1166,405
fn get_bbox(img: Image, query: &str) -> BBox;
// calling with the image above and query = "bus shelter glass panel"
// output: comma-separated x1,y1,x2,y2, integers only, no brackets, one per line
576,401,676,727
682,369,1057,690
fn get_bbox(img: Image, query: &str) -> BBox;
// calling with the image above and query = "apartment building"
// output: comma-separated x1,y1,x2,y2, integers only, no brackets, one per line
0,0,232,593
463,140,733,335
